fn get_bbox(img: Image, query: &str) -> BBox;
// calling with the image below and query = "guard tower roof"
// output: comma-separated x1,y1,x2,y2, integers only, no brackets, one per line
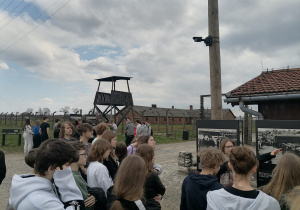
95,76,132,82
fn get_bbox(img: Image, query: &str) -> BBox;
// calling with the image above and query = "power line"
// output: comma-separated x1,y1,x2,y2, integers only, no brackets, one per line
0,0,9,8
0,0,25,24
0,0,72,55
0,0,36,31
0,0,59,49
0,1,59,50
0,0,15,16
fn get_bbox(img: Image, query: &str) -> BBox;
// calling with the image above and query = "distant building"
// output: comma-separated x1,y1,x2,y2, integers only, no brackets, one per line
115,104,235,125
225,68,300,120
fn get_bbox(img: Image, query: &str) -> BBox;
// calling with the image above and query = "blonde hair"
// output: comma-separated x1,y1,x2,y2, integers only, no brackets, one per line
262,153,300,201
110,155,146,210
198,148,224,169
287,186,300,210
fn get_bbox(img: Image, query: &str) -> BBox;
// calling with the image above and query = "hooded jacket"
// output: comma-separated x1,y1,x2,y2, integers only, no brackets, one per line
180,172,223,210
206,188,280,210
8,167,83,210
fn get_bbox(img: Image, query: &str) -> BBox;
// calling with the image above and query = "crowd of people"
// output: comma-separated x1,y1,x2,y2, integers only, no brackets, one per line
2,117,164,210
1,118,300,209
180,138,300,210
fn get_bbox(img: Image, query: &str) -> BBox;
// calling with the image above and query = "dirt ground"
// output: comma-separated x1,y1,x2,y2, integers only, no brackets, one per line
0,140,197,210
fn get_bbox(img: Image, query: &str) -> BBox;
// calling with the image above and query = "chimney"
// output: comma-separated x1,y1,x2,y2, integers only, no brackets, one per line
172,106,174,109
151,104,157,108
190,105,193,110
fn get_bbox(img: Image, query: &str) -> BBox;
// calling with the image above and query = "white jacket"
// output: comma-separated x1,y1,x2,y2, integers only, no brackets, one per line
87,161,114,196
206,188,280,210
8,167,83,210
23,125,33,138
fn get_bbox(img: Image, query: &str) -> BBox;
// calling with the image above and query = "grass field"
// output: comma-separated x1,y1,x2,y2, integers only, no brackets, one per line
0,120,196,154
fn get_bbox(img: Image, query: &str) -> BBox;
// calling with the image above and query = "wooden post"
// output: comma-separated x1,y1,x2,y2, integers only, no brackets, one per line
15,112,19,126
200,95,205,119
208,0,223,120
157,113,160,133
171,113,174,137
166,110,169,136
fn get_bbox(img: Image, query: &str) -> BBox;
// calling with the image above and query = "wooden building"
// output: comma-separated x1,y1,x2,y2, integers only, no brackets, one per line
224,68,300,120
115,104,235,125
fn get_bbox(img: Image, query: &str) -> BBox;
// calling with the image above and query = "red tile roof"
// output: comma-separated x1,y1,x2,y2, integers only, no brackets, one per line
228,68,300,97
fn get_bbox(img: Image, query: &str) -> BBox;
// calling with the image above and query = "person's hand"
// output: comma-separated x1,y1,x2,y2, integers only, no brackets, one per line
55,164,69,171
154,194,162,202
85,194,96,207
271,148,282,156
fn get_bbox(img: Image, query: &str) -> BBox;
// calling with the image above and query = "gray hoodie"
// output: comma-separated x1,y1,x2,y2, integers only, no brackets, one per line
206,188,280,210
8,167,82,210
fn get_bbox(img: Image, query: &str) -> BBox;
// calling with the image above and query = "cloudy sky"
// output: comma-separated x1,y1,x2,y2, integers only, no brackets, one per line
0,0,299,117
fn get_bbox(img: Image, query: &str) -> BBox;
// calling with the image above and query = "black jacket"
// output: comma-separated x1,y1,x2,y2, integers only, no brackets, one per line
0,150,6,185
103,155,119,181
258,152,276,164
180,172,223,210
144,171,165,210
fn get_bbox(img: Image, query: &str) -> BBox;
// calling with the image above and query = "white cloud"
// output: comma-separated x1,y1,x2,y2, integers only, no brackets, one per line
0,0,299,114
0,62,9,70
40,98,54,103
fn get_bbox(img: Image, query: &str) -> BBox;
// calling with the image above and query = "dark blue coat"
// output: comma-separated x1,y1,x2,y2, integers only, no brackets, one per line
180,172,223,210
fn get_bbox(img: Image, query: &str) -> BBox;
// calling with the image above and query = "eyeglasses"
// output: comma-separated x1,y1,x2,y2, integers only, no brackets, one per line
78,153,87,157
225,146,233,149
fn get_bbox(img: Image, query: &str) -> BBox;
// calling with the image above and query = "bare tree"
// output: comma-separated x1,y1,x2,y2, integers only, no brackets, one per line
60,106,70,114
38,107,43,115
71,108,80,114
25,108,34,113
43,107,51,115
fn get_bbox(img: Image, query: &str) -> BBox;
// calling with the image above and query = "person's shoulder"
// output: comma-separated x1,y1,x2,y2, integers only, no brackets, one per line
211,181,224,190
21,190,63,209
207,188,225,196
147,171,160,180
256,191,281,209
91,161,106,169
258,190,280,202
72,170,81,176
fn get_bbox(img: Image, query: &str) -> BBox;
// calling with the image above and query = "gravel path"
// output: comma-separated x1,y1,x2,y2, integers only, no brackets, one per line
0,140,197,210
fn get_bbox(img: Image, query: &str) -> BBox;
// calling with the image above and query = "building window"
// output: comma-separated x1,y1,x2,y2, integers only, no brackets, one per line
164,117,166,121
146,117,149,120
179,118,181,122
156,117,158,121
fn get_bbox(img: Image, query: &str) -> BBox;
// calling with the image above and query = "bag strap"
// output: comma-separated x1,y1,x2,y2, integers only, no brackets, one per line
134,199,146,210
130,145,134,155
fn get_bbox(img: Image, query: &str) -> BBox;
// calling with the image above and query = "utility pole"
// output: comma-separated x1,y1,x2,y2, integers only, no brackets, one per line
208,0,223,120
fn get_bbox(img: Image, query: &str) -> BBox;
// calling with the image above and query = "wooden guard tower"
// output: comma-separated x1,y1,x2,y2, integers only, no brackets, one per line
92,76,134,126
